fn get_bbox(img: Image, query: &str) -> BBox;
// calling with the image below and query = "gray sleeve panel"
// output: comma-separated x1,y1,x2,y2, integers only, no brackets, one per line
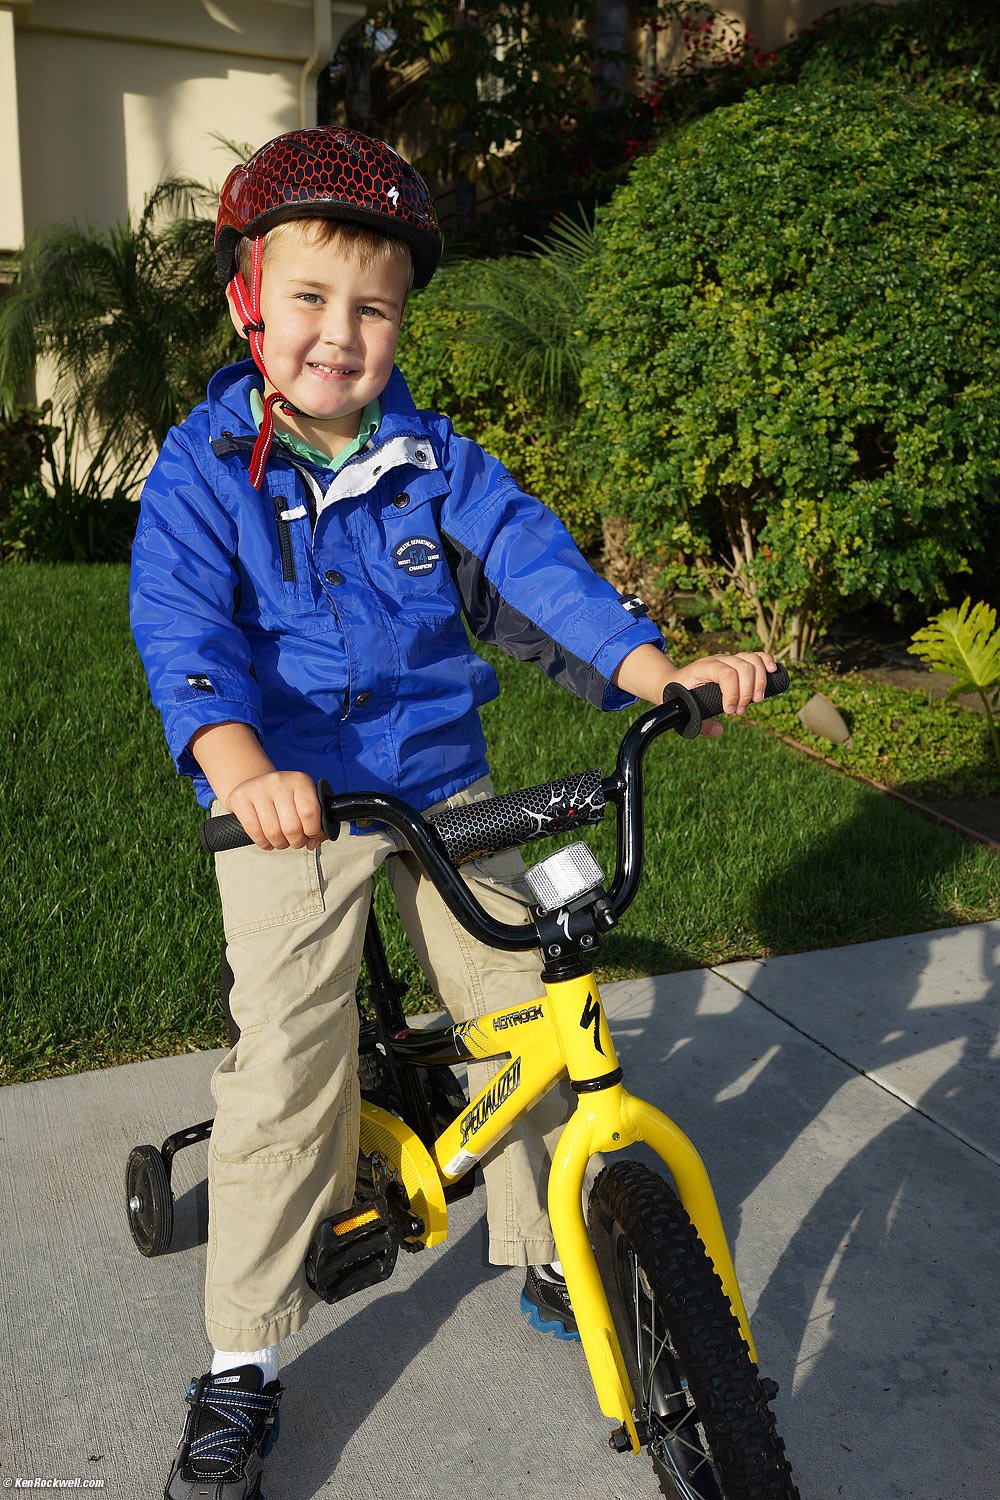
441,530,613,709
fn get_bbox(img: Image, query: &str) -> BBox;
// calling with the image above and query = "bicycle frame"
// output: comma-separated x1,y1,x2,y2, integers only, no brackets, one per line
196,679,791,1452
383,967,756,1456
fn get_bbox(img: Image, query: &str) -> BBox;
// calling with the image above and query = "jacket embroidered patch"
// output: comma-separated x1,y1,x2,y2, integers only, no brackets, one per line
391,536,442,575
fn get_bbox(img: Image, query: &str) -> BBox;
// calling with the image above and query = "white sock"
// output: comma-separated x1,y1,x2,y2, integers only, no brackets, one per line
536,1259,565,1281
211,1344,280,1386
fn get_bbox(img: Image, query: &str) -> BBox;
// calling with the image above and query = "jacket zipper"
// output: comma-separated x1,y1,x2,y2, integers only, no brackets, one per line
211,429,398,718
214,431,300,583
274,505,296,582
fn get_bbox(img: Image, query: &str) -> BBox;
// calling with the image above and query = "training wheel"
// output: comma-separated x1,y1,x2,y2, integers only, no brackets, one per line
126,1144,174,1256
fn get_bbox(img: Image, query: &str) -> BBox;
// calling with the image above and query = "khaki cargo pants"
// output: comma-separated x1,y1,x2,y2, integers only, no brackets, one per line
205,778,574,1350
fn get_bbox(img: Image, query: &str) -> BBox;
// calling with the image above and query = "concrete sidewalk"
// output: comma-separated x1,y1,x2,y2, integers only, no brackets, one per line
2,921,998,1499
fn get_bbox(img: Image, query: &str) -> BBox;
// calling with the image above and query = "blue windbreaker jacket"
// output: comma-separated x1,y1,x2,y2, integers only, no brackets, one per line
129,360,663,812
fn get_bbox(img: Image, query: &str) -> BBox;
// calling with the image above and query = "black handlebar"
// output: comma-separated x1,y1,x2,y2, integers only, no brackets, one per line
199,666,789,949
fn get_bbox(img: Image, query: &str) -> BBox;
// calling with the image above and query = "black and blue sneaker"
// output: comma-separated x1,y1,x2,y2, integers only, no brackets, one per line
164,1364,283,1499
520,1265,580,1342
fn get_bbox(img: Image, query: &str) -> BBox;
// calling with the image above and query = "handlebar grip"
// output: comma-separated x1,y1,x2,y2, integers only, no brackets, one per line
199,812,255,854
693,662,789,719
666,664,789,739
426,768,605,864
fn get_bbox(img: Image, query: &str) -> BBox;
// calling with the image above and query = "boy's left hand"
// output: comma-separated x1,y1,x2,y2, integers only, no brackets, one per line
668,651,779,737
612,643,778,736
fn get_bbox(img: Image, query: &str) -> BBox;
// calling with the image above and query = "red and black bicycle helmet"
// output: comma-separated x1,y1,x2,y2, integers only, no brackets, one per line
215,126,442,290
214,128,441,488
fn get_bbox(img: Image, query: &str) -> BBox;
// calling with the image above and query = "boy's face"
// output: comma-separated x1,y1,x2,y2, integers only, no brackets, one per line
228,223,409,454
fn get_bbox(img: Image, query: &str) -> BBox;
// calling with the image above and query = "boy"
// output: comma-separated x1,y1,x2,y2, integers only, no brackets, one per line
130,127,774,1499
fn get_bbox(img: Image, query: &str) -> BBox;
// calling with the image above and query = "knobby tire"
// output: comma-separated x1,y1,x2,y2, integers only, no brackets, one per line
588,1160,799,1500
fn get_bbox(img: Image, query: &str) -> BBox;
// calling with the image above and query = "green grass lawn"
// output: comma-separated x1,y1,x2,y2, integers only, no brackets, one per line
2,564,997,1085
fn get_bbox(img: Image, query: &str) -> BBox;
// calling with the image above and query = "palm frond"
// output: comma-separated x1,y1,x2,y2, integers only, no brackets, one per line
139,176,217,234
207,133,255,167
1,175,226,455
909,597,1000,697
526,209,601,269
0,265,41,414
456,209,596,412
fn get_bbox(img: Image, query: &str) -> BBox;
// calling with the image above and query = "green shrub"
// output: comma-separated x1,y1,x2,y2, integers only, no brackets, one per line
577,78,1000,656
778,0,1000,115
0,404,50,558
400,257,601,552
0,405,143,563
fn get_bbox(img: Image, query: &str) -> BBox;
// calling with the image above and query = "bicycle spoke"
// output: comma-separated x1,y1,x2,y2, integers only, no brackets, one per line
661,1416,710,1462
633,1256,643,1397
626,1248,722,1496
633,1261,672,1407
634,1291,679,1402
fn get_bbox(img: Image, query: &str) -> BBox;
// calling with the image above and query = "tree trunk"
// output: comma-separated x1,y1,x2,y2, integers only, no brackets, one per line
601,514,676,627
343,29,372,132
453,156,477,227
595,0,629,103
453,2,477,226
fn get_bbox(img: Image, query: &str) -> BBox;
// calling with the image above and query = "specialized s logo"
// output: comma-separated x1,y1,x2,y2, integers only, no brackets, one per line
392,536,442,576
580,993,605,1056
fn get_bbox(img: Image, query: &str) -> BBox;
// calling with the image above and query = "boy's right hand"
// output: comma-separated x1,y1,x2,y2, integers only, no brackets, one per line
227,770,325,851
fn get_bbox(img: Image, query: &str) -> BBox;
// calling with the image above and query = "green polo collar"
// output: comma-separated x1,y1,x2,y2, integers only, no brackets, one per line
249,389,381,472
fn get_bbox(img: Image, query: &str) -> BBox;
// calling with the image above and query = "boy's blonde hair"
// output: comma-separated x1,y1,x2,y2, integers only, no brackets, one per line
236,218,414,295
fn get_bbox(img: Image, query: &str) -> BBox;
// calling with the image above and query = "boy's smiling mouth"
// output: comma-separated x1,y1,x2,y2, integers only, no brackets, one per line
308,361,358,377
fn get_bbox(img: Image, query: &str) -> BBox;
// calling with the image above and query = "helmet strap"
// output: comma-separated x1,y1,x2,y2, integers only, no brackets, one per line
230,235,304,492
241,392,284,490
229,235,266,369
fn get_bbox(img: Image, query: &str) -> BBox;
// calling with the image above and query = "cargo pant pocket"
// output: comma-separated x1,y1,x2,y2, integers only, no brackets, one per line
464,845,536,913
210,803,326,941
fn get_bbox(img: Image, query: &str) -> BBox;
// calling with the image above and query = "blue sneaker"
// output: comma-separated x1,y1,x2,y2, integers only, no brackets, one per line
164,1364,282,1499
520,1265,580,1342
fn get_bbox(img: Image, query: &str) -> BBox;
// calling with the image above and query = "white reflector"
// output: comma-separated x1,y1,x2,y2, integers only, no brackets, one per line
526,843,605,913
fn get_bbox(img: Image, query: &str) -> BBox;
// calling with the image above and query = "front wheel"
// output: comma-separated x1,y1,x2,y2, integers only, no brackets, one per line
588,1161,798,1500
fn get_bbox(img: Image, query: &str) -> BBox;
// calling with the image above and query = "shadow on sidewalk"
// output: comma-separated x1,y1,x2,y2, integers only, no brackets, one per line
607,799,999,1499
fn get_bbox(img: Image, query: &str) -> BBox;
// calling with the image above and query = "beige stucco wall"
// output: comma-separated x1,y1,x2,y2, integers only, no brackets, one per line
723,0,870,53
0,7,24,256
643,0,899,70
1,0,367,251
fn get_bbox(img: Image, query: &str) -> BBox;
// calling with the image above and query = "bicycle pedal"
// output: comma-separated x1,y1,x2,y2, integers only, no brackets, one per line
305,1199,399,1304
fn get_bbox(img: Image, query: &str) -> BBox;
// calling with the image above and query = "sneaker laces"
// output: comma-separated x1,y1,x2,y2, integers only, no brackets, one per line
183,1374,281,1478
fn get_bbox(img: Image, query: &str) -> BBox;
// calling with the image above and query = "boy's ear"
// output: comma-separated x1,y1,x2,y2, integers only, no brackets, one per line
225,283,250,342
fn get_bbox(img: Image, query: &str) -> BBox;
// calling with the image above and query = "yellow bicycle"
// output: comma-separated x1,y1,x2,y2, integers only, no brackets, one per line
128,672,798,1500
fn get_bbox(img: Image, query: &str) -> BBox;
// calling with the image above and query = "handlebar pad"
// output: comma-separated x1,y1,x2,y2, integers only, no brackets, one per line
667,663,790,738
426,768,606,864
199,813,254,854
